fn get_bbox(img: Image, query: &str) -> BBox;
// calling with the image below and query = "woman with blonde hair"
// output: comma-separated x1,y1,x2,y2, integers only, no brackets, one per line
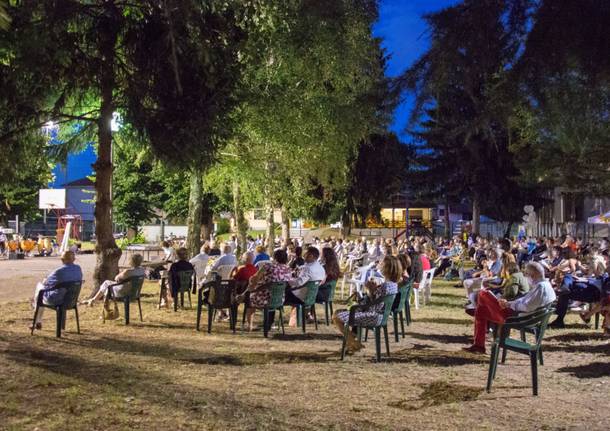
333,255,401,354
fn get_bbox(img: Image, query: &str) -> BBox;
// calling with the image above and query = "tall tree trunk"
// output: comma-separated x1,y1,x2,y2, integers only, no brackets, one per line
265,198,275,255
233,181,247,254
472,196,481,236
280,205,290,245
92,12,121,294
341,209,351,238
186,168,203,256
444,198,451,240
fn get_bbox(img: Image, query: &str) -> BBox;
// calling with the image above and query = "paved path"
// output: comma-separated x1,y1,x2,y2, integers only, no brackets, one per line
0,254,97,303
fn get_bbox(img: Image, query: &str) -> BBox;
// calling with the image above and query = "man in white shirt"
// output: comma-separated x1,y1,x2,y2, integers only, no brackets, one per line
464,261,556,354
285,246,326,326
189,244,210,283
210,244,238,276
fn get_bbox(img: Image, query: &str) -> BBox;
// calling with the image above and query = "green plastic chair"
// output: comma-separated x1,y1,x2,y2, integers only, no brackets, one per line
31,280,83,338
106,276,145,325
341,293,396,362
487,306,555,396
391,279,413,342
241,282,288,337
293,280,321,333
316,280,337,325
173,270,195,311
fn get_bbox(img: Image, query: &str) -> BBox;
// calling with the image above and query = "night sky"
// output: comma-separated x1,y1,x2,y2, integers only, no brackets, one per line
374,0,459,140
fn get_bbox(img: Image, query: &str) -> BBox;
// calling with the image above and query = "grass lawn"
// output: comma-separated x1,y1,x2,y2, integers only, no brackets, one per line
0,279,608,430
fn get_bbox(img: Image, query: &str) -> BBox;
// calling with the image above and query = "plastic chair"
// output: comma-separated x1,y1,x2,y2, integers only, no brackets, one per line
341,293,396,362
106,276,145,325
212,264,236,281
391,279,413,341
291,280,321,333
173,270,195,311
31,280,83,338
487,306,555,396
204,279,238,334
316,280,337,325
242,282,288,338
196,275,219,331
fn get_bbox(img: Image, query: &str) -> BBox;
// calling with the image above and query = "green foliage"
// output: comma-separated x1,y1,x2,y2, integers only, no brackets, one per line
402,0,539,222
215,218,231,235
115,231,147,250
510,0,610,194
0,130,51,223
112,140,164,231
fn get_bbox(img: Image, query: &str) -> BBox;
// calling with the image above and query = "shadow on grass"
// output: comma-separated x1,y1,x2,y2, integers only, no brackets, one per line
546,332,608,343
557,362,610,378
384,348,487,367
272,333,342,342
543,343,610,355
414,317,473,326
0,342,292,428
59,334,337,366
429,300,467,309
409,332,472,345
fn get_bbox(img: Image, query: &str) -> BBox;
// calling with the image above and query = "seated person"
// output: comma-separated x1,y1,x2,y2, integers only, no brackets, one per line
289,246,305,270
549,272,603,328
285,246,326,326
233,252,258,293
463,261,556,354
580,276,610,337
316,247,341,303
463,248,502,297
189,244,210,284
161,240,176,262
210,244,238,276
160,247,194,308
240,249,293,331
466,258,529,311
252,245,270,265
333,255,401,354
84,254,146,305
30,251,82,330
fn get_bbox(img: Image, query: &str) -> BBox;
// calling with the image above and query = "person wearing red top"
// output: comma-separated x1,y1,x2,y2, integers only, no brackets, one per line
420,253,431,271
234,252,258,288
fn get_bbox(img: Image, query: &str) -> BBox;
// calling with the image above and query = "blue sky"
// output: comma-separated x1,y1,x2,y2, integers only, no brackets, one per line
373,0,459,139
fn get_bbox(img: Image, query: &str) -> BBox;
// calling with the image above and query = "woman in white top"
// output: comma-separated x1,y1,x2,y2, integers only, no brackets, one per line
84,254,146,305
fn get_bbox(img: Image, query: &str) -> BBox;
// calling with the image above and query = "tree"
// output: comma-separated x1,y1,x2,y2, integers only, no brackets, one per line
345,133,410,227
510,0,610,195
214,0,391,249
400,0,533,234
123,1,254,256
112,142,164,234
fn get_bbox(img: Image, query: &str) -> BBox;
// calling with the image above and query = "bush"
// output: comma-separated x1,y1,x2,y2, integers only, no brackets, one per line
216,218,231,235
116,230,147,250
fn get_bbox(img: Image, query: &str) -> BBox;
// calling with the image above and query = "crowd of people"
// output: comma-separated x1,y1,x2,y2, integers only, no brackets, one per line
28,231,610,355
